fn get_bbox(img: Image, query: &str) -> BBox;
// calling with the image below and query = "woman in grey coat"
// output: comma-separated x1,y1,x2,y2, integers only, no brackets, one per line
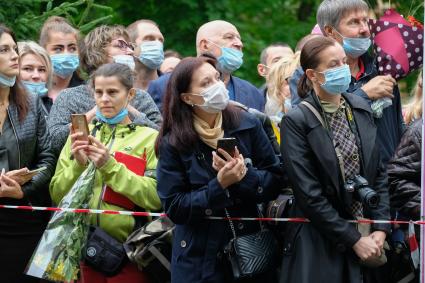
47,25,162,155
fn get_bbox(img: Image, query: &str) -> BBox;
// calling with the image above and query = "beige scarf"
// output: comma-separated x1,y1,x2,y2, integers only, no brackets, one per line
193,112,224,149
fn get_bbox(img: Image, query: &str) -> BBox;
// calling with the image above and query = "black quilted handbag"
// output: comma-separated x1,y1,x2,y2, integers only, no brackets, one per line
223,208,278,280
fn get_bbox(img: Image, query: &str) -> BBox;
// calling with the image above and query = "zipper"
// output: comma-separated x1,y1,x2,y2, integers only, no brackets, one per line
8,108,21,168
94,125,117,227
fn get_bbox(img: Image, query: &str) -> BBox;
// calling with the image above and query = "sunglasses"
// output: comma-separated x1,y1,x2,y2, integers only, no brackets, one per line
111,39,135,51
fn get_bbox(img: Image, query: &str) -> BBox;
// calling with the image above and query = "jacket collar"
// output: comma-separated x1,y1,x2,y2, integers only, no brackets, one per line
304,90,372,115
342,91,372,114
226,111,257,135
358,52,377,79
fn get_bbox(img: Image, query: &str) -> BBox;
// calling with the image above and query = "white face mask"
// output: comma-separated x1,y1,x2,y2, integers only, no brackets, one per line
191,81,230,113
112,55,135,71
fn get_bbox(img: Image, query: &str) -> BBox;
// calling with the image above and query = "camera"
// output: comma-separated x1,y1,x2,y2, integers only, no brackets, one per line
344,175,380,209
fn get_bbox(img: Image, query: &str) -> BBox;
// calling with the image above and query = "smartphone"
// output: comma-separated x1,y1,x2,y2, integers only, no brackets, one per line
18,166,47,178
217,137,237,158
71,114,90,141
27,166,47,175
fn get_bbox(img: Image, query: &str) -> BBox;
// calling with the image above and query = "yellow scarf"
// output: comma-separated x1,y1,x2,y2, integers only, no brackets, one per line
193,112,224,149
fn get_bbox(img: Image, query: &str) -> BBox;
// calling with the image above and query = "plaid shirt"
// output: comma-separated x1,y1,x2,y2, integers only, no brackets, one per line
323,99,363,217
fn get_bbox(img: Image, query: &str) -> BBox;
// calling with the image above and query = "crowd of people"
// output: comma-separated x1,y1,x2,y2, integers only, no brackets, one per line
0,0,423,282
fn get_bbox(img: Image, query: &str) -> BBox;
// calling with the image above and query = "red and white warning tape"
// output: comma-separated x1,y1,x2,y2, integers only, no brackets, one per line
0,204,166,217
0,204,423,225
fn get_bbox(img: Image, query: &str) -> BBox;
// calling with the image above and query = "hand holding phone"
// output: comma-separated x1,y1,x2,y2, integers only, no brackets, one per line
217,137,237,158
5,167,47,185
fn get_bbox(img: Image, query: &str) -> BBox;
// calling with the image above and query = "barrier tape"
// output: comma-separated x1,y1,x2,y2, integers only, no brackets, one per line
0,204,423,225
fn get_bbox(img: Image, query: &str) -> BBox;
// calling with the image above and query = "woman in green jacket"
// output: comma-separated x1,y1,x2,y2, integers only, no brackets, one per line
49,62,161,283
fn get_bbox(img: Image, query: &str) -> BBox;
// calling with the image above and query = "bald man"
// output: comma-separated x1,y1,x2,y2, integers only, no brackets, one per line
148,20,265,112
127,19,165,91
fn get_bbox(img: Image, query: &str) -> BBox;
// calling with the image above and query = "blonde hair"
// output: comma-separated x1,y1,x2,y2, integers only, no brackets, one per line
404,71,423,124
80,25,130,74
266,52,299,113
18,41,53,88
39,16,79,48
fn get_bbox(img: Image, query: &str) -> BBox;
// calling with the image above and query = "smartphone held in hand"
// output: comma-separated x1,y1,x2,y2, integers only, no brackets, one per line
71,114,90,141
217,137,237,158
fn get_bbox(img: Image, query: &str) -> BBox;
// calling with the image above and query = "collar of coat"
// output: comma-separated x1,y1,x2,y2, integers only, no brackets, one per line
226,110,258,135
358,52,378,80
305,91,372,116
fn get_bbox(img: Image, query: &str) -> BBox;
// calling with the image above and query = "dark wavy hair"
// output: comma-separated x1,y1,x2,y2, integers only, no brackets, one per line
0,24,28,121
155,56,241,155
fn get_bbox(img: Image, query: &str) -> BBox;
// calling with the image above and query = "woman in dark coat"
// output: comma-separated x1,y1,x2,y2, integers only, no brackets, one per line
0,25,56,283
388,118,421,220
155,56,282,283
279,36,390,283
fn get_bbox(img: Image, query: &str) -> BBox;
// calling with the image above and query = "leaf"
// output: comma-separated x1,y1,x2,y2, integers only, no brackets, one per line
79,15,113,33
46,1,52,11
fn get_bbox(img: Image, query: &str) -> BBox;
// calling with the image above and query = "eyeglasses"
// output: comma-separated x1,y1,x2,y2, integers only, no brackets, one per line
111,39,135,51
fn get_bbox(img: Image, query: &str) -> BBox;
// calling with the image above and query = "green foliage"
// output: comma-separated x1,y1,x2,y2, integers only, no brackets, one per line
0,0,113,41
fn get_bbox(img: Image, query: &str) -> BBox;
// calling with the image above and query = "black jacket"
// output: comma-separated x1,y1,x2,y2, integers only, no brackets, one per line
0,92,56,237
9,92,56,206
279,92,390,283
388,119,421,219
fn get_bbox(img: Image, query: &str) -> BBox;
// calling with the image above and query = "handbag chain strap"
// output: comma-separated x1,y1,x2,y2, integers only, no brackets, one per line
224,208,237,239
196,149,264,240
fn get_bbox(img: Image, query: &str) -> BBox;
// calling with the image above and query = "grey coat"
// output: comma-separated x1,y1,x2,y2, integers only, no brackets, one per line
47,83,162,155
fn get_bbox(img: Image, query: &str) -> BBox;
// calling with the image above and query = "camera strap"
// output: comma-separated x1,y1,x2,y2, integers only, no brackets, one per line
300,101,346,182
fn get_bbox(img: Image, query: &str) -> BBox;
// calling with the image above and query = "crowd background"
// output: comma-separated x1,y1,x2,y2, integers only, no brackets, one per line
2,0,423,93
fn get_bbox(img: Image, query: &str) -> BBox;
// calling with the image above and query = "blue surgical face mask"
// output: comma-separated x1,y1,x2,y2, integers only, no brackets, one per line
113,55,135,71
22,81,48,97
208,40,243,73
334,28,371,58
318,64,351,95
96,108,129,125
284,98,292,111
50,54,79,78
0,73,16,87
138,41,164,70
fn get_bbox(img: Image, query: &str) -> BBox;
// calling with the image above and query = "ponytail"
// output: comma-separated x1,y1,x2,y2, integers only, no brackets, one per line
297,73,312,98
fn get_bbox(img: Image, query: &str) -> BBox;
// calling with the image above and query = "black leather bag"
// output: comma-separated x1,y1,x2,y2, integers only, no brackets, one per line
225,229,278,279
83,225,127,277
223,209,278,280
